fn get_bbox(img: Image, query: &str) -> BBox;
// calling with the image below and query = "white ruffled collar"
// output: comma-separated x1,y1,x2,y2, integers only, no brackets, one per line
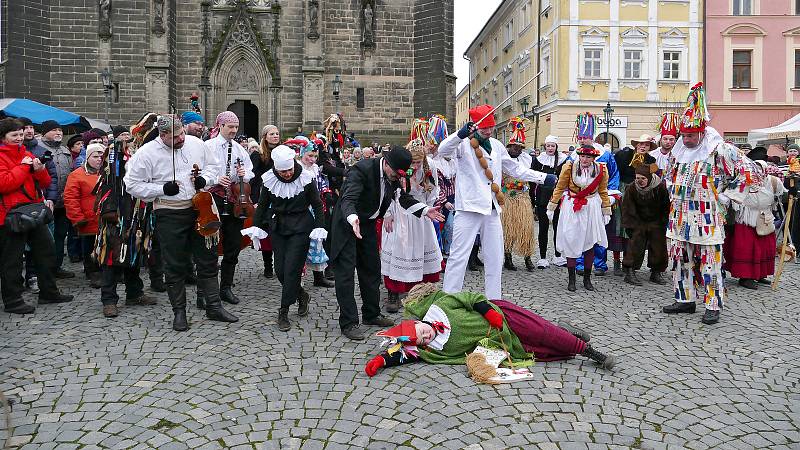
670,126,724,164
537,152,566,168
262,165,315,199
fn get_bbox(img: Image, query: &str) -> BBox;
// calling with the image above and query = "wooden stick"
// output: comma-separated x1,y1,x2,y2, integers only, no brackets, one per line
772,179,795,291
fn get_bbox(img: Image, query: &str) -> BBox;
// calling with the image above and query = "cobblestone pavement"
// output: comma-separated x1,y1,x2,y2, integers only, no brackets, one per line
1,249,799,450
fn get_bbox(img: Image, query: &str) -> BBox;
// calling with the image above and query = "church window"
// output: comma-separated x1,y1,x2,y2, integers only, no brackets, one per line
356,88,365,109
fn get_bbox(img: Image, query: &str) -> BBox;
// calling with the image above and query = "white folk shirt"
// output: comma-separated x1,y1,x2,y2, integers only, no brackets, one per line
438,132,546,215
124,135,220,203
205,135,255,184
649,147,672,174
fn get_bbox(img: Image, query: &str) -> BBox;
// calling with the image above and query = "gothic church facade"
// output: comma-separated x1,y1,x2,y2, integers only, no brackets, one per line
0,0,455,142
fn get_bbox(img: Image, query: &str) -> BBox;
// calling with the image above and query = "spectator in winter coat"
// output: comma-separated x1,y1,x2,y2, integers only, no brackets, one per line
0,118,74,315
34,120,77,279
63,143,104,287
19,117,37,153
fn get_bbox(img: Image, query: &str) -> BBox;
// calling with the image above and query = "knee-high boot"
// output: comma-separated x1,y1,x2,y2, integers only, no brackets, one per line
583,270,594,291
197,277,238,323
166,281,188,331
581,345,615,369
567,267,577,292
219,265,240,304
262,250,274,278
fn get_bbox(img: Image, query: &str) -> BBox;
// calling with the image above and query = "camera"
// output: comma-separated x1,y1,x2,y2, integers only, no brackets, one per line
39,150,53,163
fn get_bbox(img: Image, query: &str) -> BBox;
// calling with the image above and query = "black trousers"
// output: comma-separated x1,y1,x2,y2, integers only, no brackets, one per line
53,207,70,269
623,225,668,272
332,218,381,330
100,264,144,305
0,223,59,303
213,196,244,288
535,205,560,259
79,235,99,275
272,232,311,308
154,209,218,285
148,231,164,279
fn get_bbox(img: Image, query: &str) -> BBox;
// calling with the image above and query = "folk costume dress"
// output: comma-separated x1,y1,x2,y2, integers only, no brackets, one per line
381,155,443,294
722,169,785,282
548,160,612,259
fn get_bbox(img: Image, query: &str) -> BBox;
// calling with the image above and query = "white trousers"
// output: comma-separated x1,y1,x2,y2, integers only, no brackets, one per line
443,210,504,299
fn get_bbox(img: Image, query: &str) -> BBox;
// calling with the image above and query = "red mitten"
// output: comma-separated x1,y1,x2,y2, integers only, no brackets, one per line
484,309,504,330
364,355,385,377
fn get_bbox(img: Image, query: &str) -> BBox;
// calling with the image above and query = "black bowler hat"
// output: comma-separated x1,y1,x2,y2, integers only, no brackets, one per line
383,145,413,175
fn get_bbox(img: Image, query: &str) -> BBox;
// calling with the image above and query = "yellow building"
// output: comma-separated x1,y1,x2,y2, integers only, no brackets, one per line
455,84,471,129
464,0,703,149
464,0,539,144
536,0,703,148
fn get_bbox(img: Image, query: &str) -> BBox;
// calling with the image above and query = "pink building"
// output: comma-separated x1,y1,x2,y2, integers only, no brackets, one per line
705,0,800,146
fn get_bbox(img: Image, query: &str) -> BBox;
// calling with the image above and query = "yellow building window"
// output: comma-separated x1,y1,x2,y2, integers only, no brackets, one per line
585,49,602,78
623,50,642,79
663,51,680,79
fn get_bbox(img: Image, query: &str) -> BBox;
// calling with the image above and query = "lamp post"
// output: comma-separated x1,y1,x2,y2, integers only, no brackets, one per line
332,74,342,112
602,101,614,149
520,98,530,118
100,68,113,125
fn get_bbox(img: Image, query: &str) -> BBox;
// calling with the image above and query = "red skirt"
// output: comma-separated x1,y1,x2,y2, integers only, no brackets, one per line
722,223,776,279
383,272,440,294
493,300,586,362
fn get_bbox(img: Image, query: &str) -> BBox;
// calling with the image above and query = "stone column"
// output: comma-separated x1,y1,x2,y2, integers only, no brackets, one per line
302,0,324,130
145,0,169,112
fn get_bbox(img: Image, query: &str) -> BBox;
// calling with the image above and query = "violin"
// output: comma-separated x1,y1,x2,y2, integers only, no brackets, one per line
231,157,255,219
191,164,221,236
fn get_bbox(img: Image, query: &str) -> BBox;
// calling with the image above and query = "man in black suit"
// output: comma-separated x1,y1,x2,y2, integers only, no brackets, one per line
330,146,445,340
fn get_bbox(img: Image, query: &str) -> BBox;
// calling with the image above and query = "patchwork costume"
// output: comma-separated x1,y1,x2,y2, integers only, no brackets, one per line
663,83,756,324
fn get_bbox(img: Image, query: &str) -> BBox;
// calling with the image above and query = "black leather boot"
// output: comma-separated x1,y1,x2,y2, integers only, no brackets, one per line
503,253,517,271
324,266,335,280
149,273,166,292
567,268,577,292
583,271,595,291
297,288,310,317
623,268,643,286
197,277,238,323
663,301,696,314
220,266,241,304
277,307,291,331
524,256,534,272
613,260,623,276
385,292,400,313
313,270,334,288
581,345,616,369
557,321,590,342
167,281,189,331
649,271,667,285
701,309,720,324
196,285,206,310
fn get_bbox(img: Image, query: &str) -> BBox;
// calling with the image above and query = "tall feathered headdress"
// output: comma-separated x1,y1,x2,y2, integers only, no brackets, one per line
427,114,449,145
574,112,596,140
410,118,429,145
507,116,527,146
679,82,709,134
658,112,680,137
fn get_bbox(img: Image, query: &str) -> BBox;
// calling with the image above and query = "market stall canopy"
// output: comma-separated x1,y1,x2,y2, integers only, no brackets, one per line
0,98,92,132
748,113,800,146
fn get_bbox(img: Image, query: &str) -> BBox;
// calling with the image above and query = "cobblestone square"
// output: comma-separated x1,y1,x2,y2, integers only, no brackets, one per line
1,251,799,449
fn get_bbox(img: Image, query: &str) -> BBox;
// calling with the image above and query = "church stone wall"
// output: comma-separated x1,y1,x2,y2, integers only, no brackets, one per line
5,0,52,104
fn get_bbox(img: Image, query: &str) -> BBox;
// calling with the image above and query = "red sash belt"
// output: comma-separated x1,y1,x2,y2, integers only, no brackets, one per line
566,166,605,212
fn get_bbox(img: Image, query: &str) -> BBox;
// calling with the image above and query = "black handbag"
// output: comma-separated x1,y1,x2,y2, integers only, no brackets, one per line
2,182,53,233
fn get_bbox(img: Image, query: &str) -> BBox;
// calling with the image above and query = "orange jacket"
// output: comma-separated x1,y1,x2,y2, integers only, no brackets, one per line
63,168,100,235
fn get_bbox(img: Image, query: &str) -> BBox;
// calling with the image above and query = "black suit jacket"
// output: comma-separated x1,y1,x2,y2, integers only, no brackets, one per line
329,157,425,259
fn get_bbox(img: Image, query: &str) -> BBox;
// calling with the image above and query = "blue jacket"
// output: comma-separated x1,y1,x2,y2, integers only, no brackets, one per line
29,141,59,203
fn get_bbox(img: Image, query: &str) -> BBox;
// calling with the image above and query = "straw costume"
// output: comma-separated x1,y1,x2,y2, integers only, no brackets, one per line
501,117,536,271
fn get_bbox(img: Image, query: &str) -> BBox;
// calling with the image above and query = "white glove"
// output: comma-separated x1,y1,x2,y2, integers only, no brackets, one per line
241,226,269,250
603,215,611,225
309,228,328,240
546,210,554,221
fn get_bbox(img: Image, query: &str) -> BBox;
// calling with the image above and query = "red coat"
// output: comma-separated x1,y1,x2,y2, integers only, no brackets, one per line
63,168,100,235
0,143,52,224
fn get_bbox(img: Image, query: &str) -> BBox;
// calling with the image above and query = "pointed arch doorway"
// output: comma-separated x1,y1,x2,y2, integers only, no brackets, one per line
227,100,259,139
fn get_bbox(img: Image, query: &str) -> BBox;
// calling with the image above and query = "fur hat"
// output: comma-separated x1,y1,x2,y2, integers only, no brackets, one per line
635,162,653,181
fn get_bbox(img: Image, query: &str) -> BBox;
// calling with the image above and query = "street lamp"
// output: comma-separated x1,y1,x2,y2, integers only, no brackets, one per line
332,75,342,112
519,98,530,118
100,68,113,125
602,101,614,149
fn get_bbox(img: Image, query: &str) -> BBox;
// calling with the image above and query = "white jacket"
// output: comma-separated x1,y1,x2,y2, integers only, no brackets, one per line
438,132,547,215
205,134,255,183
124,135,220,202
